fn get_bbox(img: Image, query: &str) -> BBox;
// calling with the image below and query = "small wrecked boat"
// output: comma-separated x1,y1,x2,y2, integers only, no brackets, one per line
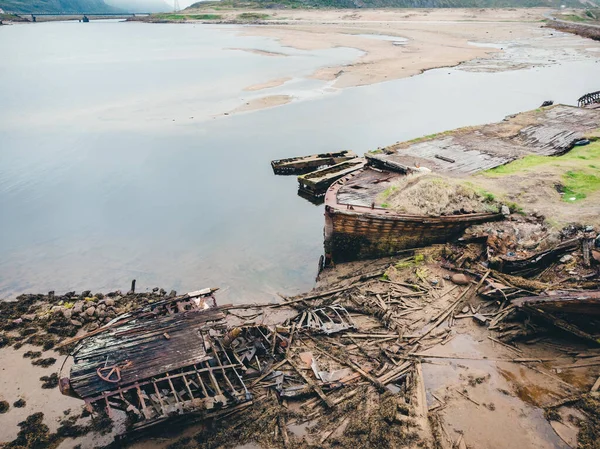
59,289,255,431
323,167,503,265
297,158,367,197
271,150,357,175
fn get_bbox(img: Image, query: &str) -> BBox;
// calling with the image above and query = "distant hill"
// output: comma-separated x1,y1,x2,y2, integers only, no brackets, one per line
104,0,172,12
190,0,600,8
0,0,121,13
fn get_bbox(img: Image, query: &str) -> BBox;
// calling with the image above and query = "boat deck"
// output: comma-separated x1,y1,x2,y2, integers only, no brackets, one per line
69,307,226,399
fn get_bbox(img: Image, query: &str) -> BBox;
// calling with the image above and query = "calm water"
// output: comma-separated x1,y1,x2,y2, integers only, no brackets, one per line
1,20,599,302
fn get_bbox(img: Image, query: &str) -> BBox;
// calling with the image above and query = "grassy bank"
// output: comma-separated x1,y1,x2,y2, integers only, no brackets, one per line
484,139,600,202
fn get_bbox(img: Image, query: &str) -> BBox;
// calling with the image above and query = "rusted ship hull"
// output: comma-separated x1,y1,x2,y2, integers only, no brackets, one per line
323,171,502,264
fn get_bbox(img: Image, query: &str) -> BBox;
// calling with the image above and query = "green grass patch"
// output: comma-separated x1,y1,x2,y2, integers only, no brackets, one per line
155,13,222,20
485,140,600,176
559,14,589,22
237,12,269,20
561,170,600,202
381,186,397,200
394,254,425,270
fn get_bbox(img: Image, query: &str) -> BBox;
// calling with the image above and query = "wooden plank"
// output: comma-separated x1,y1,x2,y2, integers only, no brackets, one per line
287,358,334,408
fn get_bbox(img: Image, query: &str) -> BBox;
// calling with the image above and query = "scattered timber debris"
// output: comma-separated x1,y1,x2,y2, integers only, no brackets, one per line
5,220,600,447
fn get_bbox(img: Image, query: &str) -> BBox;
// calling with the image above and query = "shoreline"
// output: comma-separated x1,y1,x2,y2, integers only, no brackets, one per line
133,7,600,115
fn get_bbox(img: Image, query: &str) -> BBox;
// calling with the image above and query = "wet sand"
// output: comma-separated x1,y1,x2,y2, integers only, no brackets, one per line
243,77,292,91
187,8,554,90
230,94,293,113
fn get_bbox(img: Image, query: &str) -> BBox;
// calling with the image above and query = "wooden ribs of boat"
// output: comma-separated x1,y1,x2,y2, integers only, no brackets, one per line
60,294,253,430
298,158,367,197
271,150,357,175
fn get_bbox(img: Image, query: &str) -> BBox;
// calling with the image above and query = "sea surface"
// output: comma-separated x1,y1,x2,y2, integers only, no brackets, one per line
1,20,599,302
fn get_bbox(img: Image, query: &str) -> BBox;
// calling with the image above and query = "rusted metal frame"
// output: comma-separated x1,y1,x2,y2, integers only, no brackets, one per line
193,364,209,397
104,394,112,417
150,383,166,416
136,384,152,419
165,372,184,412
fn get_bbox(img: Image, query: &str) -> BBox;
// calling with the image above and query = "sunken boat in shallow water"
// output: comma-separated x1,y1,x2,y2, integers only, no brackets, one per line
271,150,357,175
323,168,503,265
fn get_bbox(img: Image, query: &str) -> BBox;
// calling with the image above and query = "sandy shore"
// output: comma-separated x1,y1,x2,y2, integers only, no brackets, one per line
230,94,293,113
243,77,292,91
186,8,560,90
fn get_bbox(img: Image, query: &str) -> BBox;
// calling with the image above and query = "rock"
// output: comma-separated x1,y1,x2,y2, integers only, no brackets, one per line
87,323,99,331
70,320,83,327
72,302,84,314
168,290,177,298
104,298,115,307
501,205,510,216
152,287,159,293
97,310,106,318
81,290,91,297
159,288,166,296
21,314,36,321
540,100,553,107
592,250,600,264
560,255,574,264
62,309,72,320
85,306,96,317
96,293,104,300
451,274,470,285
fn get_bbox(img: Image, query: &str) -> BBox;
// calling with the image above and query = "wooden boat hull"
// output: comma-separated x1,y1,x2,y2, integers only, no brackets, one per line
324,170,502,264
513,291,600,316
298,158,367,196
271,150,357,175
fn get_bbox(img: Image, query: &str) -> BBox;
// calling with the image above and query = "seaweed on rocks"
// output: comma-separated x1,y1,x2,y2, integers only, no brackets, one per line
0,400,9,413
2,412,60,449
577,394,600,449
23,350,42,359
90,410,114,435
40,373,59,389
13,398,27,408
32,357,57,368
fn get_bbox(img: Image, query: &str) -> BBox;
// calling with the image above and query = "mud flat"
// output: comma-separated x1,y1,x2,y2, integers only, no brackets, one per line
170,7,600,90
